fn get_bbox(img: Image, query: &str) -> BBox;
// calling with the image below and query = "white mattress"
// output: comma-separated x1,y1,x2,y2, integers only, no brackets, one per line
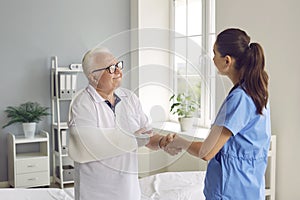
0,188,73,200
140,171,206,200
0,171,205,200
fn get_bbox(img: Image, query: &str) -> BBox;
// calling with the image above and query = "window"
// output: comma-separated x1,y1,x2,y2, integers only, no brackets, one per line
171,0,215,127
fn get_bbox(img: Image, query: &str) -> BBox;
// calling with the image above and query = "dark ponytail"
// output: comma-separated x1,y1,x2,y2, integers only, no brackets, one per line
216,28,269,115
243,43,269,114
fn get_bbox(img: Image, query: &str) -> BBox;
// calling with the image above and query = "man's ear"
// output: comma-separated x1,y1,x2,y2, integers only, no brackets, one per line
88,73,98,86
88,73,95,82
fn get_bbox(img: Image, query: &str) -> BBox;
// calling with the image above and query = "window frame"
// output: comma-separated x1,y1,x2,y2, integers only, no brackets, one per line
170,0,216,128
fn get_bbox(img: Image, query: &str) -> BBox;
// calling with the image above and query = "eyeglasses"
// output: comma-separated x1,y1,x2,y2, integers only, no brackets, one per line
92,61,123,74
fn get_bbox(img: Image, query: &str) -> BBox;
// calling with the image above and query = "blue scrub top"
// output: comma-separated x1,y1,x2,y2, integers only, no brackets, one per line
204,85,271,200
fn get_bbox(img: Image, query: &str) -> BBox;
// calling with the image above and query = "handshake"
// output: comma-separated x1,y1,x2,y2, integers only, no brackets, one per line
134,128,191,155
158,133,190,156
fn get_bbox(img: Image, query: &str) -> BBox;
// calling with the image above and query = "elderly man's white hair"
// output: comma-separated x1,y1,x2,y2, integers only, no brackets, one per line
82,47,114,78
81,47,118,88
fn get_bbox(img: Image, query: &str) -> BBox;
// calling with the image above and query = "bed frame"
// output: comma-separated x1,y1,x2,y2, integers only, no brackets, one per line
265,135,276,200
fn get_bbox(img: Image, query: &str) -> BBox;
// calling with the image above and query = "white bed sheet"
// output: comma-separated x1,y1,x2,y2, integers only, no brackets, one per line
140,171,206,200
0,171,205,200
0,188,73,200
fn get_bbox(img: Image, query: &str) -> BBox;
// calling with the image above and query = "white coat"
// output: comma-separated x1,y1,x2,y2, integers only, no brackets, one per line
69,85,150,200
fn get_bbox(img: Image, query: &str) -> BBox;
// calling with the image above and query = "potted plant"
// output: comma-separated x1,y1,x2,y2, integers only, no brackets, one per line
2,102,49,138
169,93,198,131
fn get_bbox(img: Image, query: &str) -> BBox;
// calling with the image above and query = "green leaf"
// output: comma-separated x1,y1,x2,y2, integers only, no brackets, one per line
2,102,49,128
168,93,198,118
169,94,175,101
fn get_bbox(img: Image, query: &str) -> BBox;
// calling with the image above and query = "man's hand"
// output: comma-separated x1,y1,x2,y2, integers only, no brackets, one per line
134,128,152,147
159,134,183,156
161,134,193,156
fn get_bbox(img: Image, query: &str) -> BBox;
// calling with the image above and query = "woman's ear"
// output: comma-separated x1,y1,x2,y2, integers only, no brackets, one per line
225,55,231,66
223,55,233,71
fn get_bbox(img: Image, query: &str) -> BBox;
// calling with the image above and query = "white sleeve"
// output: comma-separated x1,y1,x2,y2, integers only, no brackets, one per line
68,126,138,163
68,89,98,127
115,88,153,147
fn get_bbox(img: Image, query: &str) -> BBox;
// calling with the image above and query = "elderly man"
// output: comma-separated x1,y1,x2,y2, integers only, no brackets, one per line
68,47,178,200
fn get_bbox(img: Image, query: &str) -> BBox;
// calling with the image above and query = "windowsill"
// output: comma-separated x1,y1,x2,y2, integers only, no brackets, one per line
151,121,210,140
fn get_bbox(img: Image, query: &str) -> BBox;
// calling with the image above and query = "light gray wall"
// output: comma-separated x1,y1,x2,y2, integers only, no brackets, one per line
0,0,130,182
216,0,300,199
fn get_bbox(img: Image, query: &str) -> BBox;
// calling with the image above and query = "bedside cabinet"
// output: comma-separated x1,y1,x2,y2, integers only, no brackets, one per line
7,130,50,188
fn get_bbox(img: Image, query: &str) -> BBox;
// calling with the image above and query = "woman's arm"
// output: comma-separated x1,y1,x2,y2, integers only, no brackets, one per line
197,125,232,160
162,125,232,161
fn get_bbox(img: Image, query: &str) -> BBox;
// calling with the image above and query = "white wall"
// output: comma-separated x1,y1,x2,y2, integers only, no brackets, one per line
131,0,174,176
131,0,208,176
216,0,300,199
130,0,172,121
0,0,131,182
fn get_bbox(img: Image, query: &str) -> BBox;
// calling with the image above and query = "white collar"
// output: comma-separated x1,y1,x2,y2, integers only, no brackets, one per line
86,84,127,103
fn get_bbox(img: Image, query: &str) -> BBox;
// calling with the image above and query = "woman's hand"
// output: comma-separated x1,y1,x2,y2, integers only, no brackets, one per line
159,134,183,156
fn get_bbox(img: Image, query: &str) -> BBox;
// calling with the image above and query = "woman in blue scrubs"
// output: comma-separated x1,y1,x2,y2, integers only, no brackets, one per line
162,28,271,199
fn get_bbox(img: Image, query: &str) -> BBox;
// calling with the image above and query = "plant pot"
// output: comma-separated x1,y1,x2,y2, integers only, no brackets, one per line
179,117,194,132
22,122,36,138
